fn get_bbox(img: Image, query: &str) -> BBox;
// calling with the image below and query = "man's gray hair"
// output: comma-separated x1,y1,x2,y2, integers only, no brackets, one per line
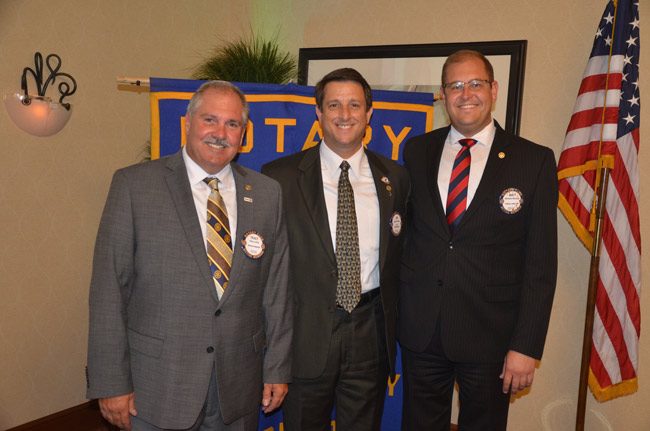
186,80,249,126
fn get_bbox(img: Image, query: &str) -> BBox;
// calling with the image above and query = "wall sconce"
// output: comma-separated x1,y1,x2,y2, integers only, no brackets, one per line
4,52,77,137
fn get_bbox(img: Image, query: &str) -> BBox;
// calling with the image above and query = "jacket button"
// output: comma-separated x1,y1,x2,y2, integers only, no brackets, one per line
206,346,214,353
448,241,453,250
437,279,443,287
214,309,221,316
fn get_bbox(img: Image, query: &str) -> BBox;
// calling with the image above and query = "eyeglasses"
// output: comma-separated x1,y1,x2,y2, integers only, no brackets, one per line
442,79,492,93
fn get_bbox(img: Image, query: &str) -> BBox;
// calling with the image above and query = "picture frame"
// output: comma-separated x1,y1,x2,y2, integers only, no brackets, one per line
298,40,527,135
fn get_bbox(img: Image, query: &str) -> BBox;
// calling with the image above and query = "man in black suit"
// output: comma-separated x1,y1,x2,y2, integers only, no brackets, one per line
399,50,558,430
262,68,409,431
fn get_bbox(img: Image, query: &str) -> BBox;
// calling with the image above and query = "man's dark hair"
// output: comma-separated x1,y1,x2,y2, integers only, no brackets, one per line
314,68,373,111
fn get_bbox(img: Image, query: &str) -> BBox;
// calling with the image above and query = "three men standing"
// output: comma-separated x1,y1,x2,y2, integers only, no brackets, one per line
88,53,556,431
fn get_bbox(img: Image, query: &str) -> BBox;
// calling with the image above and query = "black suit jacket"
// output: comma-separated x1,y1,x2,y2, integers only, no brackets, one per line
263,144,409,378
398,123,558,363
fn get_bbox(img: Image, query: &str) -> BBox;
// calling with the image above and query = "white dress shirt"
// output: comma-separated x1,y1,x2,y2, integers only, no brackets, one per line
320,142,380,294
437,121,496,210
183,147,238,254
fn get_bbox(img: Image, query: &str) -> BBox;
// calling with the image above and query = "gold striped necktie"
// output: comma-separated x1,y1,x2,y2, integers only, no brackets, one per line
204,177,233,296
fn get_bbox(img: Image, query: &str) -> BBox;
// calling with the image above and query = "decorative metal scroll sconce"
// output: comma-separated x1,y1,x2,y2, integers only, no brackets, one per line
4,52,77,137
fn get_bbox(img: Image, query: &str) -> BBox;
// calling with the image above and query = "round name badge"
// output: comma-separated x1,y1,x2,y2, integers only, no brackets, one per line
390,212,402,236
499,188,524,214
241,231,265,259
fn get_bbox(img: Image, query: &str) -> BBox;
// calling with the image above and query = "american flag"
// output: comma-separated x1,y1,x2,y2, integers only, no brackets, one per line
557,0,640,401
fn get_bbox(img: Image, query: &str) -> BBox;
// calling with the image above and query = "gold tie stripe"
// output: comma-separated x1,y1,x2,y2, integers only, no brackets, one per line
204,178,233,294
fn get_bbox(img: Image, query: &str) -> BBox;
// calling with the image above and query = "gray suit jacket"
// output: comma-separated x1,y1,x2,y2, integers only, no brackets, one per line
87,152,292,428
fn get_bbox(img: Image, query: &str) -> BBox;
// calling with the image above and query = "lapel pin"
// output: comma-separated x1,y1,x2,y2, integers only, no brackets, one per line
390,212,403,236
244,184,253,191
381,176,390,184
244,197,253,203
499,188,524,214
241,231,265,259
498,152,506,159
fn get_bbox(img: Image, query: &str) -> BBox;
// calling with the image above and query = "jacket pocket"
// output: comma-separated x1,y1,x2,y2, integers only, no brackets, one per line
252,328,266,354
127,328,163,358
483,283,521,303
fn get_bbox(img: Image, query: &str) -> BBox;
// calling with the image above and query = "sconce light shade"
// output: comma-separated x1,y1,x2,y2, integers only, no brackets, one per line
4,52,77,137
4,93,72,137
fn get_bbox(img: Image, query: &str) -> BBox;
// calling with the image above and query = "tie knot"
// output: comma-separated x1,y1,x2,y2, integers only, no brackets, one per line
340,161,351,172
459,138,477,148
203,177,219,190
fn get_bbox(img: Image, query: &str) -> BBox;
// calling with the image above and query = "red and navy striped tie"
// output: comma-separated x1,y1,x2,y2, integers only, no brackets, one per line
446,138,477,231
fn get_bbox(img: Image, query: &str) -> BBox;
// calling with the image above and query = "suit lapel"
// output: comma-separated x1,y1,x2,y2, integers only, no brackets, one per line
428,127,452,235
459,125,511,229
217,163,249,306
366,150,392,273
164,153,218,302
298,145,337,266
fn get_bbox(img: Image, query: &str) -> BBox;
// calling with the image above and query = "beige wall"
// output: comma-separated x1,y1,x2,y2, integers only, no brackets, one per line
0,0,647,430
0,0,252,427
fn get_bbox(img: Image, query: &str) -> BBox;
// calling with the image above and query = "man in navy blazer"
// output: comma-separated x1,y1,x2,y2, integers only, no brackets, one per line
87,81,292,431
399,50,558,430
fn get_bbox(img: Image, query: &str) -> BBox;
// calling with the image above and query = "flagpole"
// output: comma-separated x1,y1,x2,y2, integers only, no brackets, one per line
575,166,610,431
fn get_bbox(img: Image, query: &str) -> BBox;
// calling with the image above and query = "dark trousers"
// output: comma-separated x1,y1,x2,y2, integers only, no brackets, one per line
283,295,389,431
401,324,510,431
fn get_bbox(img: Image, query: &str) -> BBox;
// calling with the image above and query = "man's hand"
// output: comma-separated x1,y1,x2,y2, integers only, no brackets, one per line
500,350,536,395
261,383,288,414
99,392,137,430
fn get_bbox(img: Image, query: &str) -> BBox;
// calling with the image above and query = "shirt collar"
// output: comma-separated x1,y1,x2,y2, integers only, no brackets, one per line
319,140,368,178
182,146,233,186
448,120,496,148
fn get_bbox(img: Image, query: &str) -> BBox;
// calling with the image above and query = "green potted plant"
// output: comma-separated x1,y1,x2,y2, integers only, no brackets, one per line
193,34,297,84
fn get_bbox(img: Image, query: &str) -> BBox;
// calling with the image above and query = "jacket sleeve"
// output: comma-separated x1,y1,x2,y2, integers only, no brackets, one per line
509,148,559,359
261,181,293,383
86,169,135,399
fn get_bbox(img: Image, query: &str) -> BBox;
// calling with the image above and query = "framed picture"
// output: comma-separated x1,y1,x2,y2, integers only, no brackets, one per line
298,40,527,135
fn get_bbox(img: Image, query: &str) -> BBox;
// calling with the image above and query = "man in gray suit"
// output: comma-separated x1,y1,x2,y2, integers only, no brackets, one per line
87,81,292,431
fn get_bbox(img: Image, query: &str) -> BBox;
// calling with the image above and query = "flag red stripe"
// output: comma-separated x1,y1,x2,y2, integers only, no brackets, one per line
557,141,617,170
595,278,637,380
590,344,613,387
558,179,592,227
578,73,623,94
611,145,642,248
567,107,619,132
601,214,641,334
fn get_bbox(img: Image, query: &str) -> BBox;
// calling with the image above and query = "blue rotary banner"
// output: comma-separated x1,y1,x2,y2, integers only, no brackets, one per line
149,78,434,430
